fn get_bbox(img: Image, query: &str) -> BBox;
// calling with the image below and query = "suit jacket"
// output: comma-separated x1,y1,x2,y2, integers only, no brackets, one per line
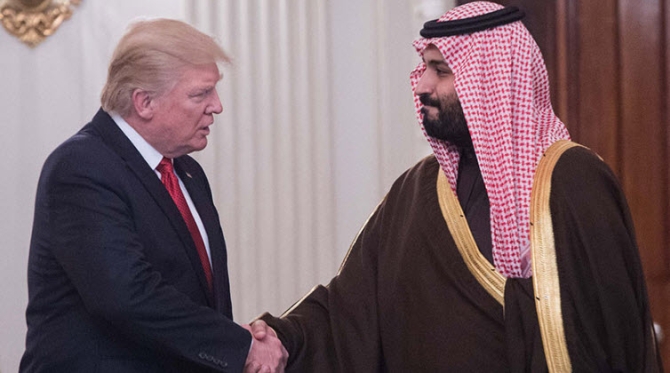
20,109,251,373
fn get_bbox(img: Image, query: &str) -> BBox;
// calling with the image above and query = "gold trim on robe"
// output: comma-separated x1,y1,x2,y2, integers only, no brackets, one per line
436,168,506,305
530,139,583,373
437,140,585,372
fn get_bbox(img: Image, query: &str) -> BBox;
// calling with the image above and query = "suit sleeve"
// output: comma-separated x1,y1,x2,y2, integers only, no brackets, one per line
42,143,251,372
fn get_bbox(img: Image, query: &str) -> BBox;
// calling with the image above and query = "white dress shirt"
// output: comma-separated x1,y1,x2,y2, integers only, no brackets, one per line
111,113,212,265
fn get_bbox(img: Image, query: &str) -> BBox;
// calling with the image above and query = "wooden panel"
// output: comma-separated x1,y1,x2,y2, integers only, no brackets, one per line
662,0,670,364
553,0,579,131
573,0,620,166
618,0,668,366
619,0,666,277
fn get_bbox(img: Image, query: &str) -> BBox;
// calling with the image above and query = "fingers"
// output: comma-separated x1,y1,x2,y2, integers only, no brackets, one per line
266,325,278,338
281,343,289,361
243,361,262,373
244,324,288,373
250,319,270,340
243,363,273,373
277,350,288,373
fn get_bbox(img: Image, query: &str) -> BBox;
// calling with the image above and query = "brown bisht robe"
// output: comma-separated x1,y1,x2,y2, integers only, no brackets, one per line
260,144,661,372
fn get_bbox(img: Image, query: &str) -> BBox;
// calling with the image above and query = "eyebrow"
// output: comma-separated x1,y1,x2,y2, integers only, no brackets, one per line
424,58,452,71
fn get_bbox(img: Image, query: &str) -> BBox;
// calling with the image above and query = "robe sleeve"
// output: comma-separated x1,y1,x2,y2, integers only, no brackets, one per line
550,147,662,372
258,198,388,372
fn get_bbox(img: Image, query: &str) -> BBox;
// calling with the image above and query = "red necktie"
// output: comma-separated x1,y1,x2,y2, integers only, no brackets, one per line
156,157,213,291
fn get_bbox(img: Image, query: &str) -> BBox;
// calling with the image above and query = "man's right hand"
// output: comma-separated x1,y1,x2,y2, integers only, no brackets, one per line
242,321,288,373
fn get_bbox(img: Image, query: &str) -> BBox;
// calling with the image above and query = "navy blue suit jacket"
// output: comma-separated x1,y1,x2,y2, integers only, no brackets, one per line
20,109,251,372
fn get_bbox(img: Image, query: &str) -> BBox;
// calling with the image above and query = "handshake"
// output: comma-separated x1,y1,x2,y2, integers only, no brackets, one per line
242,320,289,373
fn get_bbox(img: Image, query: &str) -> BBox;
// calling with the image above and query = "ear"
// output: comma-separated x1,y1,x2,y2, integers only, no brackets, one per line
131,89,156,120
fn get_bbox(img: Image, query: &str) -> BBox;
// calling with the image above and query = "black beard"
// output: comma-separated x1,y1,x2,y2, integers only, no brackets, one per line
419,93,472,150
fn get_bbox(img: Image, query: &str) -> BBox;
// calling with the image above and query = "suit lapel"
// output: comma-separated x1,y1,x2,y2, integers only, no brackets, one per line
88,109,214,307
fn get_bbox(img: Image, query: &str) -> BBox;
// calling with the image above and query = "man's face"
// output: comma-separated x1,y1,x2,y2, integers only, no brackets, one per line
415,45,471,149
146,63,223,158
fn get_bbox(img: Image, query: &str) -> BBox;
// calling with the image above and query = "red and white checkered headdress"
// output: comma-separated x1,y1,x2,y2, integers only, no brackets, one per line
410,1,570,278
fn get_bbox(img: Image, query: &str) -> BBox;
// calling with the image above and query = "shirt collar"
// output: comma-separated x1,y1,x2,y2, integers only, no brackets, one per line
110,112,165,170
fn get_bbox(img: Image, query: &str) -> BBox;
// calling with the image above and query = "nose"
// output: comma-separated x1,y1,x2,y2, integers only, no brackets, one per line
415,68,435,97
208,89,223,114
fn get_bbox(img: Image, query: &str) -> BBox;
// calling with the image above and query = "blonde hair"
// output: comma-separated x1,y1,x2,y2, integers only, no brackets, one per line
101,18,231,117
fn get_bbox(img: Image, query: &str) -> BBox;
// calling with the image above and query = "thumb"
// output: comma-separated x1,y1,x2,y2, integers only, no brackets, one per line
250,320,269,340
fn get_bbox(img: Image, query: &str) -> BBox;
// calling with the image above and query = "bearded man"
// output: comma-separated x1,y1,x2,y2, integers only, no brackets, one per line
250,2,661,372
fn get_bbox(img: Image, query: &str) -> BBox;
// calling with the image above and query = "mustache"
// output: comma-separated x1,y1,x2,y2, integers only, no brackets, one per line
418,93,440,108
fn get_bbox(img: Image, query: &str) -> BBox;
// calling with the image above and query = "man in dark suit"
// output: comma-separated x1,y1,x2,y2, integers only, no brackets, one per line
20,18,286,373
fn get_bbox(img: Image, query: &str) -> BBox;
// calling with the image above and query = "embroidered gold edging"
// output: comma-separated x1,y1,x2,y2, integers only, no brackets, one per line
436,168,506,305
530,139,582,373
281,284,320,317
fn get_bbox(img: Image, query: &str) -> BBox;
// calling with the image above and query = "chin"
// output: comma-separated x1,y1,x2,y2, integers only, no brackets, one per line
193,139,208,152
